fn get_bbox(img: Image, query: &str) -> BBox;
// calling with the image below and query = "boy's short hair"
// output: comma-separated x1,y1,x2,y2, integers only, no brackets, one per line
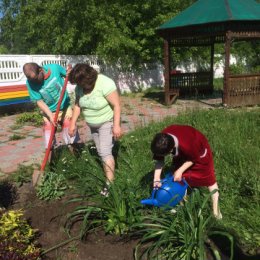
23,62,41,76
151,133,175,156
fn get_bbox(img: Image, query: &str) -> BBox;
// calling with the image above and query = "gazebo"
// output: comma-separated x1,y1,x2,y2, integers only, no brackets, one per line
157,0,260,106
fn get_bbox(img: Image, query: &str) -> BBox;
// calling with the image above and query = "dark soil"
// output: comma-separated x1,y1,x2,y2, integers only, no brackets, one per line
2,96,259,260
2,182,260,260
9,183,137,260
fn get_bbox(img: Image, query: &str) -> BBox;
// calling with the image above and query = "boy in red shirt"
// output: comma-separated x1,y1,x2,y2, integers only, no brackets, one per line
151,125,222,219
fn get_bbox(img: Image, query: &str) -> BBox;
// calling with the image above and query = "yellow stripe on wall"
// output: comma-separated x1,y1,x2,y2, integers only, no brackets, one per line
0,90,29,100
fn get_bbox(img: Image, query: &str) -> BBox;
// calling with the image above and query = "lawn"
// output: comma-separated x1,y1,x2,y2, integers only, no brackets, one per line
1,106,259,259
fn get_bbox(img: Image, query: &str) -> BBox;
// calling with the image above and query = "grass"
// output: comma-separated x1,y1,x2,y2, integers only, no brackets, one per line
11,105,259,258
8,134,25,141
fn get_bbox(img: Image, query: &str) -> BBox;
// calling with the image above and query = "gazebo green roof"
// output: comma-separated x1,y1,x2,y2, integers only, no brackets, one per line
159,0,260,30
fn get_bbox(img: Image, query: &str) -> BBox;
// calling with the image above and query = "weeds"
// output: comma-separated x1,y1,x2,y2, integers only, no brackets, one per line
9,165,33,187
16,111,42,127
9,134,25,141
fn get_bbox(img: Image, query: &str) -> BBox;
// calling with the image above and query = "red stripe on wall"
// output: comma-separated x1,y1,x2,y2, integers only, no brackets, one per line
0,84,28,93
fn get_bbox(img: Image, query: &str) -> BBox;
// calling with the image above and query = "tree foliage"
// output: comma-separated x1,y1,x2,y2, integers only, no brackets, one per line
0,0,259,70
0,0,194,65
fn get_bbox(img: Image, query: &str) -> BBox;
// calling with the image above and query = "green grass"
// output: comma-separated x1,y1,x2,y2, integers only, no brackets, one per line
8,134,25,141
39,107,259,257
15,111,42,127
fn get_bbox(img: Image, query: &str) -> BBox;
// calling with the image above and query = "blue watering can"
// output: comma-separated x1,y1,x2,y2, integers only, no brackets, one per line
141,173,188,208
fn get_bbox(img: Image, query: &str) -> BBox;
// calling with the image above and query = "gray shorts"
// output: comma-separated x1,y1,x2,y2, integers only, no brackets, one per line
88,121,114,162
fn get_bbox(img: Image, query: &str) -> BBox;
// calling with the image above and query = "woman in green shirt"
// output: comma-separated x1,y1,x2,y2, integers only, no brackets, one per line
68,64,122,193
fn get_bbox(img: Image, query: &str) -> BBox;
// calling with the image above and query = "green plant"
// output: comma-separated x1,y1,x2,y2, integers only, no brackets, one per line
229,64,245,75
9,134,25,141
9,165,34,187
16,112,42,127
0,210,41,259
66,183,143,238
36,172,69,201
134,190,234,260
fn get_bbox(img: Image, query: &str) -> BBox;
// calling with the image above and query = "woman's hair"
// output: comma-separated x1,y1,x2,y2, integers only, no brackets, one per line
151,133,175,156
69,63,98,92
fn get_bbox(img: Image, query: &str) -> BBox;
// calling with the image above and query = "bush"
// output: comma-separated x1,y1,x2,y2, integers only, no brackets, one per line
0,209,41,259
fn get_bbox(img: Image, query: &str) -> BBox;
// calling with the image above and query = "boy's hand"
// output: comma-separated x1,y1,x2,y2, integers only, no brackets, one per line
174,169,183,182
68,124,76,137
153,180,162,188
49,113,57,127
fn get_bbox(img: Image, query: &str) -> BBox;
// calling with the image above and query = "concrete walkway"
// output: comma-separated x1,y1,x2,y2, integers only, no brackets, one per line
0,96,221,177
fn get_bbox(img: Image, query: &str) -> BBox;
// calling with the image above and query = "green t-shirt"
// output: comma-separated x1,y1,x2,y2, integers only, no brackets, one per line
26,64,70,112
76,74,117,125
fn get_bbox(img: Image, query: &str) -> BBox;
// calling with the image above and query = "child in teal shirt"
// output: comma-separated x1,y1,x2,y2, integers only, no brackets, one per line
23,62,79,150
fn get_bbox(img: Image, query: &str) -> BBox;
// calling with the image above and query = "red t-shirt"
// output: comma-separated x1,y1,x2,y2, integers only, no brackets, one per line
154,125,216,187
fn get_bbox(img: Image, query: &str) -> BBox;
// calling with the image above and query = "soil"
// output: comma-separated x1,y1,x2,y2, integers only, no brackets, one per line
4,183,260,260
9,183,138,260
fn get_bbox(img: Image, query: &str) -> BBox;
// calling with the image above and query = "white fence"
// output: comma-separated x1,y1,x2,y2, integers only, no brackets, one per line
0,55,165,92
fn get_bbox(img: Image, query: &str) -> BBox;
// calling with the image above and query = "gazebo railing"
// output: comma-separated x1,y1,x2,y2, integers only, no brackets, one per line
170,71,213,95
227,74,260,107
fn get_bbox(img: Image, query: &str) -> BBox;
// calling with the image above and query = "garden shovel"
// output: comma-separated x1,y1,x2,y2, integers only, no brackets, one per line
32,75,69,187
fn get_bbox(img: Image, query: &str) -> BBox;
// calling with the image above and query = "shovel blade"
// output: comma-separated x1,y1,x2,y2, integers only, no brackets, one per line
32,169,44,187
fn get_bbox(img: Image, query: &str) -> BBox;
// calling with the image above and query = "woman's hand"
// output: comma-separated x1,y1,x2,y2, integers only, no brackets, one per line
113,125,122,139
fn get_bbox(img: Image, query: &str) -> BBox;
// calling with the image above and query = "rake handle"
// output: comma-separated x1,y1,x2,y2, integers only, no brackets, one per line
40,76,69,171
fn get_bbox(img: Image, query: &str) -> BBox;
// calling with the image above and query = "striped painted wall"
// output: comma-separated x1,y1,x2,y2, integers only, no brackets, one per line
0,55,98,107
0,84,30,106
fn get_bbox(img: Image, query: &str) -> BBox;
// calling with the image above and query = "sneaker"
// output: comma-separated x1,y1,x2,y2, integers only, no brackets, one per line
170,208,177,214
100,187,109,197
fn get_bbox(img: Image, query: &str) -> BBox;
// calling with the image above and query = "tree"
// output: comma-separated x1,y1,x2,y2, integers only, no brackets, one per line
0,0,195,66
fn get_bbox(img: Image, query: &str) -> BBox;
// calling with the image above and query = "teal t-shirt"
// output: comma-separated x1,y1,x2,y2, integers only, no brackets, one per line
26,64,70,112
76,74,117,125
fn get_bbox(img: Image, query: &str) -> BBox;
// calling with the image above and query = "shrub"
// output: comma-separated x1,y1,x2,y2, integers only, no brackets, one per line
0,209,41,259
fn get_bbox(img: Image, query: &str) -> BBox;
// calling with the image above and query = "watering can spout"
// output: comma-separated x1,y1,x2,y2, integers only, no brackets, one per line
141,198,159,207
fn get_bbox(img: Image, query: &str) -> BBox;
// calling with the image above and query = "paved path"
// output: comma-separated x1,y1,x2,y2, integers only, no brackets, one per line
0,96,221,177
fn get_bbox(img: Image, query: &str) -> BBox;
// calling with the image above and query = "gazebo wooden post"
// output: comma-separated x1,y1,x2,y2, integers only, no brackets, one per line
210,40,215,92
223,31,231,106
163,39,171,105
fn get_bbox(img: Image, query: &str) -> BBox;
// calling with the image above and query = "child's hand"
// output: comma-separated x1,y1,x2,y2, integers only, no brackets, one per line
153,180,162,188
68,124,76,137
174,169,183,182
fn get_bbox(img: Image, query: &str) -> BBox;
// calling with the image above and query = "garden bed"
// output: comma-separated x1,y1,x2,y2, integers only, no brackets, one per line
9,183,137,260
1,104,260,260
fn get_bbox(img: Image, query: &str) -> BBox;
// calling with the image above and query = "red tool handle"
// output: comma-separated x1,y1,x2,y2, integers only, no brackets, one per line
40,76,69,171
